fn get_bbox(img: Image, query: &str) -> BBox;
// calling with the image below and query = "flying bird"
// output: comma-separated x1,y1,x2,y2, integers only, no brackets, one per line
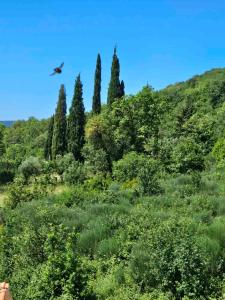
50,62,64,76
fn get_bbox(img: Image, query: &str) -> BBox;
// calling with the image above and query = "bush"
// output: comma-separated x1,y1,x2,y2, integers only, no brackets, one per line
7,176,49,208
83,174,112,191
55,153,75,175
170,172,203,198
18,157,42,182
113,152,162,195
63,161,86,185
0,218,91,300
130,219,221,299
0,159,15,184
83,143,110,174
171,137,205,173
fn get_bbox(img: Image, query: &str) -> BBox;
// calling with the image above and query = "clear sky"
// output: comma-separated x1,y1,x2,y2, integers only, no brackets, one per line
1,0,225,120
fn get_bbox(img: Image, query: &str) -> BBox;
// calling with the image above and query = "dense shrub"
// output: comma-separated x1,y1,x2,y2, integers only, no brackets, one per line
18,156,42,182
83,143,110,175
130,219,222,299
171,137,205,173
63,161,86,185
55,153,75,175
211,138,225,166
7,176,49,208
113,152,162,195
0,159,15,184
0,205,92,300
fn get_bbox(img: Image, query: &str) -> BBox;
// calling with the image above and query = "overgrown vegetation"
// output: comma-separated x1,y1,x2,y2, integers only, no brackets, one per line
1,61,225,299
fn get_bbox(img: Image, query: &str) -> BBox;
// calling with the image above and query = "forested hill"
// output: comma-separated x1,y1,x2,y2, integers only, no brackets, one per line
156,67,225,172
165,67,225,91
2,67,225,299
0,121,14,127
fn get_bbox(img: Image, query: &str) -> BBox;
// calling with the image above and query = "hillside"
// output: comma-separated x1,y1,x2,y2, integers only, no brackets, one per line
165,67,225,90
1,68,225,299
157,68,225,171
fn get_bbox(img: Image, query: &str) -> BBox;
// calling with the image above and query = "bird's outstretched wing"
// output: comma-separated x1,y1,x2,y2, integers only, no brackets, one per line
59,62,64,69
50,71,56,76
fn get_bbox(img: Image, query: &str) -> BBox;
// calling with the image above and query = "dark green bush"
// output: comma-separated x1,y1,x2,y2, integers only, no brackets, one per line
0,159,15,184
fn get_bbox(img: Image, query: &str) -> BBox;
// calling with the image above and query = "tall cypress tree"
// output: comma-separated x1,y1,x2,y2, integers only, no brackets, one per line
44,115,54,160
92,53,101,114
107,47,122,106
52,84,67,158
67,74,85,161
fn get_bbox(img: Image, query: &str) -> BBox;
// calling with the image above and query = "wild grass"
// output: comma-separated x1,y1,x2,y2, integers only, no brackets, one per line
0,185,8,207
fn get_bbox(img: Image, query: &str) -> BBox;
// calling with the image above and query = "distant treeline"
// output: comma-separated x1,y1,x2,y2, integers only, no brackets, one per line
0,121,14,127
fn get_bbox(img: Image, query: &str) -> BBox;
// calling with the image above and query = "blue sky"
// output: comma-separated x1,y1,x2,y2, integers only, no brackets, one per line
1,0,225,120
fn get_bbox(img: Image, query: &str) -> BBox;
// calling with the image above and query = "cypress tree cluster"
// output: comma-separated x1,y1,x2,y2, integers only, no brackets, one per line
107,47,124,106
92,54,102,114
52,84,67,158
67,74,85,161
45,48,125,161
44,115,54,160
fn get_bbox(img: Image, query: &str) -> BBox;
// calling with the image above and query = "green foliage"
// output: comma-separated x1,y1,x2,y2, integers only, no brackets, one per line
44,115,54,160
3,67,225,299
2,167,225,299
67,74,85,161
7,175,50,208
175,94,196,136
183,113,215,155
0,205,93,299
119,79,125,98
52,85,67,158
211,138,225,166
92,53,101,114
4,117,48,163
168,172,203,198
112,152,145,182
130,219,221,298
171,137,205,173
85,114,112,171
18,156,42,181
55,153,75,175
83,143,110,175
83,174,112,191
23,225,88,300
0,124,5,157
63,161,86,185
86,86,161,167
204,79,225,107
113,152,161,195
0,158,15,184
4,143,27,167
